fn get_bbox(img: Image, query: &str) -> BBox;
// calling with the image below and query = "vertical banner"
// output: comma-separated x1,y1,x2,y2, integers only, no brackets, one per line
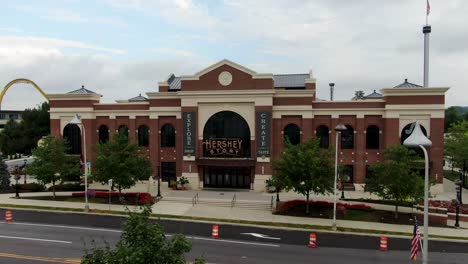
256,111,271,157
85,161,91,176
183,112,196,156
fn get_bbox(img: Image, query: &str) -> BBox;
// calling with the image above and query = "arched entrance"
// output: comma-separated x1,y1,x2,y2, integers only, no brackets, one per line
199,111,253,189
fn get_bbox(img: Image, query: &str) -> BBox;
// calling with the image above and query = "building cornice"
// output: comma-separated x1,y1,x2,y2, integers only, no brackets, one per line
381,87,449,96
47,93,102,101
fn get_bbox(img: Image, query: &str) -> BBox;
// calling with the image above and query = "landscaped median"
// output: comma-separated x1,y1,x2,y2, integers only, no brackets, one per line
1,202,467,241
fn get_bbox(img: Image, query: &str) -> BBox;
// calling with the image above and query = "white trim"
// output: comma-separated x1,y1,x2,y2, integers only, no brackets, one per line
179,59,274,81
381,87,449,96
257,157,270,163
183,156,196,161
47,93,102,100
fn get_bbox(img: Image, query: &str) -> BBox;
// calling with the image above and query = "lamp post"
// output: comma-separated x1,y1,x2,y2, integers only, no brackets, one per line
69,114,89,212
403,121,432,264
14,165,20,198
333,123,347,230
156,167,162,199
23,159,27,184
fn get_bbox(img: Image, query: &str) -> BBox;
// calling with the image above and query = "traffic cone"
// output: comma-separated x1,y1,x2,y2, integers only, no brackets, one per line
308,233,317,248
380,236,388,251
5,210,12,223
212,224,219,239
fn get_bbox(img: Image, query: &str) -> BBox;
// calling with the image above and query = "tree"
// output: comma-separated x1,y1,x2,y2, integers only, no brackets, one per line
0,160,10,192
0,119,23,157
82,206,205,264
93,133,152,193
26,135,73,198
445,106,462,132
353,90,365,100
366,145,424,220
19,102,50,154
0,102,49,156
445,121,468,185
272,138,335,214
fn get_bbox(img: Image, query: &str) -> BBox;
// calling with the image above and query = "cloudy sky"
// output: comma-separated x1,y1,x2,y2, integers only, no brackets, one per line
0,0,466,110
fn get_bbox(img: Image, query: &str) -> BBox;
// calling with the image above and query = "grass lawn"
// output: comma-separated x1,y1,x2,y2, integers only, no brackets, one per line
444,169,461,182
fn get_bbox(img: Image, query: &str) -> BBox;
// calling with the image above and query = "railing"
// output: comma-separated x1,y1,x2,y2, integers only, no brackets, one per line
192,193,199,207
231,194,237,208
271,196,274,210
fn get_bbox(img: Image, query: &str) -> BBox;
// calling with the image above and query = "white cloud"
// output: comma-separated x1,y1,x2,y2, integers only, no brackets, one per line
15,5,128,28
0,36,125,68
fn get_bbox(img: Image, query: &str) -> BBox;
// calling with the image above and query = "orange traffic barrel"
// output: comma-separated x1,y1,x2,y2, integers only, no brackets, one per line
212,224,219,239
380,236,388,251
5,210,12,223
308,233,317,248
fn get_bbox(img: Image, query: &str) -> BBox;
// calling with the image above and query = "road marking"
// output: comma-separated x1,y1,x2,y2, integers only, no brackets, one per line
0,235,72,244
0,221,122,233
241,232,281,240
0,252,80,263
188,236,280,247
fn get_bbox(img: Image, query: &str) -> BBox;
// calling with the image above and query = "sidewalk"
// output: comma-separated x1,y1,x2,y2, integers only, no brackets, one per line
0,178,467,240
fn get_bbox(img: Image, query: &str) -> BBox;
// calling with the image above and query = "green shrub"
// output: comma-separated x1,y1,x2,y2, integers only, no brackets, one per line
48,183,84,192
16,183,46,192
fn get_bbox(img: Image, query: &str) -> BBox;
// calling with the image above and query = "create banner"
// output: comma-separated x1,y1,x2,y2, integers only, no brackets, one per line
256,111,271,157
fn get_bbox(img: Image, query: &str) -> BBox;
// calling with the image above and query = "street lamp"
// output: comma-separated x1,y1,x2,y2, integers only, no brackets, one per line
23,159,27,184
69,114,89,212
333,123,347,230
13,165,20,198
403,121,432,264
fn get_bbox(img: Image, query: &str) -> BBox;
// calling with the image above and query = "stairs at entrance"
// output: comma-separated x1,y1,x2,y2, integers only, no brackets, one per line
159,196,273,212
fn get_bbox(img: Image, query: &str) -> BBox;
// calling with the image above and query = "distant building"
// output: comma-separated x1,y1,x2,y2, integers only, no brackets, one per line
48,60,448,193
0,110,23,130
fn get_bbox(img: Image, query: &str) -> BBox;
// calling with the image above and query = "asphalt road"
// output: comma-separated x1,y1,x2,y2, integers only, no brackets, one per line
0,209,467,263
0,221,467,264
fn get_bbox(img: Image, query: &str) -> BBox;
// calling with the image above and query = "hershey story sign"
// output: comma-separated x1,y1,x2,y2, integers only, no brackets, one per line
183,112,196,156
256,111,271,157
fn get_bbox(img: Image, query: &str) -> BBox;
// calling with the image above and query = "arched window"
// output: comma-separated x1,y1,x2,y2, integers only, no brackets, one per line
284,124,301,145
138,125,149,147
161,124,175,147
341,125,354,149
366,125,380,149
316,125,329,148
203,111,251,158
98,125,109,144
118,125,129,140
63,124,81,155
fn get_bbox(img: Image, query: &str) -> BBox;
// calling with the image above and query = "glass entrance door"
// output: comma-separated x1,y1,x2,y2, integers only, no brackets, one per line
204,167,251,189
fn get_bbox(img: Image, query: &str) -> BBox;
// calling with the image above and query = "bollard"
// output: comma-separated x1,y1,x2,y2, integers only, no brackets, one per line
212,224,219,239
308,233,317,248
380,236,388,251
5,210,13,223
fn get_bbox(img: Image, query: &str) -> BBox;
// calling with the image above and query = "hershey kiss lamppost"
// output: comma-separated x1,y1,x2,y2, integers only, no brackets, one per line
69,114,89,212
403,121,432,264
332,123,347,230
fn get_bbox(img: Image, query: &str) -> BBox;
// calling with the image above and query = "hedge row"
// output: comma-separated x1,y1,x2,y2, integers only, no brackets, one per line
276,199,373,214
72,191,154,205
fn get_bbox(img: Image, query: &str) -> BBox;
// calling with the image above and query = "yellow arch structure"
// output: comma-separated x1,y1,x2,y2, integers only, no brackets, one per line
0,78,48,110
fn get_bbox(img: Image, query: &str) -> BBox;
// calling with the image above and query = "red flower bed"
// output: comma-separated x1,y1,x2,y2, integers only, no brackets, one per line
72,191,154,205
276,199,373,214
429,200,468,214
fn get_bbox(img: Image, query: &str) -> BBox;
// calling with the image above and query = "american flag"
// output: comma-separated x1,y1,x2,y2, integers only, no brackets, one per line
411,219,421,260
427,0,431,16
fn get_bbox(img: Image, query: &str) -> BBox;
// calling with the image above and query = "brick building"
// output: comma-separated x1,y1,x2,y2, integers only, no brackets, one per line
48,59,448,193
